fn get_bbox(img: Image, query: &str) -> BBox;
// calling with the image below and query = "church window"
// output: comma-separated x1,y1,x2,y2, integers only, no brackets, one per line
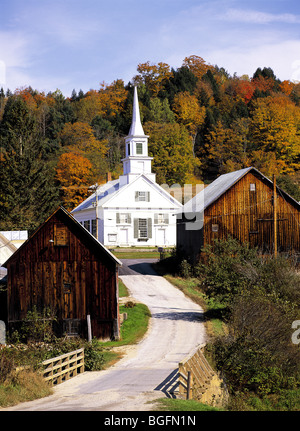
83,220,91,232
116,213,131,224
136,142,143,154
154,213,169,224
91,219,97,236
135,191,150,202
138,219,148,238
108,234,117,242
127,143,130,156
134,218,152,240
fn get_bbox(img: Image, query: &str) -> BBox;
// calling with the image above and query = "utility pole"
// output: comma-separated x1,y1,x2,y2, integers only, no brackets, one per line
89,183,99,241
273,174,277,257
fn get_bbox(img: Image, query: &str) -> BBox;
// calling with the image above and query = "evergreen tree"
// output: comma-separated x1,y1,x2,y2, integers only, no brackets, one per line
0,96,59,232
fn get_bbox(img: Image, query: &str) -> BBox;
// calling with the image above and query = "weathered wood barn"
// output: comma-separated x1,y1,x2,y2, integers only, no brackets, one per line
3,207,122,340
177,167,300,263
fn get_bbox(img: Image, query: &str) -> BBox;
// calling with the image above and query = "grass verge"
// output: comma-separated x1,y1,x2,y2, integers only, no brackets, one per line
153,398,222,411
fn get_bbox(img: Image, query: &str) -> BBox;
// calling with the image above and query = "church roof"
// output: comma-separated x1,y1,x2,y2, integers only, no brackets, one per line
72,179,119,212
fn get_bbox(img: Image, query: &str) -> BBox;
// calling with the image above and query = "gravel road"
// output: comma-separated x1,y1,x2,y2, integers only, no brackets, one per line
2,259,206,411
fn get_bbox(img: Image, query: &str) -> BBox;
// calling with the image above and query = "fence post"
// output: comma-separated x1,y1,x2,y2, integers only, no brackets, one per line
187,371,191,400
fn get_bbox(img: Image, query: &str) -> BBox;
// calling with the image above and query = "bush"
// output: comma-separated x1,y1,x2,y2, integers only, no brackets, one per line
211,289,300,396
84,339,105,371
20,306,57,343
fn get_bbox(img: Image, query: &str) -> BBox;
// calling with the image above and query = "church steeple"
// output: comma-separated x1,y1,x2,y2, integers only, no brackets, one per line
119,85,155,186
128,85,145,137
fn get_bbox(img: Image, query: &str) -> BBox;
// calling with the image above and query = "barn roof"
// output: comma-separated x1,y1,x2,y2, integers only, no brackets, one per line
183,167,300,214
2,206,122,267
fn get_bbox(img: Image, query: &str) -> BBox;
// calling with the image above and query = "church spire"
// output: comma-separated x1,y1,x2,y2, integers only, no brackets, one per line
128,85,145,137
119,85,155,186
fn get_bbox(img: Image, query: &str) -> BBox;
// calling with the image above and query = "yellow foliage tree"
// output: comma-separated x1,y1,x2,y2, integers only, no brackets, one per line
56,152,93,210
249,96,300,171
59,121,107,157
74,80,127,123
172,91,206,154
133,61,172,95
182,55,213,79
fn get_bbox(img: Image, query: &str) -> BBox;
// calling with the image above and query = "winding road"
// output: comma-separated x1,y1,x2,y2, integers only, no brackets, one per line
2,259,206,411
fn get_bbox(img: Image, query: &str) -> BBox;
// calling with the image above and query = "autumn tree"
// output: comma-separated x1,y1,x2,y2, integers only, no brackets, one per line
249,96,300,172
133,61,172,96
172,91,206,154
59,121,107,157
74,80,127,123
202,119,251,175
55,152,94,210
182,55,213,80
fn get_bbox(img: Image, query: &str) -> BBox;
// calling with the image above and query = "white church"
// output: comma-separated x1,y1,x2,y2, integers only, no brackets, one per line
72,86,182,248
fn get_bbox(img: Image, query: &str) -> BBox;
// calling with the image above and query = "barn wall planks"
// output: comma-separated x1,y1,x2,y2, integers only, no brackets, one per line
5,208,120,340
177,170,300,263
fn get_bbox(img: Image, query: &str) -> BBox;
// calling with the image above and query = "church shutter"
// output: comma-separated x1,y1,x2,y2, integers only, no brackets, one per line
128,213,132,224
147,218,152,238
116,213,120,224
154,214,158,224
146,192,150,202
135,192,139,201
134,219,138,238
164,214,169,224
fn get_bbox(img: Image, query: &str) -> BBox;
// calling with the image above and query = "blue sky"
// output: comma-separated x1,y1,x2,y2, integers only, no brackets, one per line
0,0,300,97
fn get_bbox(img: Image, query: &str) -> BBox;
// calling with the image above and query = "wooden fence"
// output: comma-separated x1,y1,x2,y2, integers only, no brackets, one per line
41,348,84,386
178,344,228,406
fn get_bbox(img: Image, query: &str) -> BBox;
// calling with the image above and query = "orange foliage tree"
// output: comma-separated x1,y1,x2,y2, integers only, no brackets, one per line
182,55,213,80
74,80,127,123
133,61,172,95
59,121,108,157
56,152,93,210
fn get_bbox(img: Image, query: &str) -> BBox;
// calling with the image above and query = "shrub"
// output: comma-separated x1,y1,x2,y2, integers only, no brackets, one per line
20,306,57,343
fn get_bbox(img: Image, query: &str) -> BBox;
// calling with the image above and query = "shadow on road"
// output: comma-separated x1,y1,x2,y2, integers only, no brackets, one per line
152,311,204,323
154,368,179,398
119,259,159,276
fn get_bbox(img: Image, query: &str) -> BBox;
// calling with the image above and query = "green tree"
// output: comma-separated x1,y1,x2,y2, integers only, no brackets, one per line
0,96,59,231
144,121,199,185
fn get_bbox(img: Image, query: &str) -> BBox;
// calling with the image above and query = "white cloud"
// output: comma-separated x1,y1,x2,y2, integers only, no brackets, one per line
208,40,300,81
222,8,300,24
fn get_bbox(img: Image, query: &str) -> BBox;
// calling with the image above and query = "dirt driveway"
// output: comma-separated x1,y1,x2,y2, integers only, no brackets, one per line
2,259,206,411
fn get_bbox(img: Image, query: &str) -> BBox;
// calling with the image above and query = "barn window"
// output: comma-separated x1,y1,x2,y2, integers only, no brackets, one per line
63,319,81,336
54,224,68,246
250,183,256,191
212,224,219,232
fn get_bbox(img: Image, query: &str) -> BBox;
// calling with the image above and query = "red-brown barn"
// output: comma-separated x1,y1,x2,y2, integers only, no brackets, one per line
177,167,300,263
3,207,122,340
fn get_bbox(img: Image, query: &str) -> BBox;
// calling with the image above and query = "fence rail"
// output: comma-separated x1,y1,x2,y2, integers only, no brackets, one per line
178,344,228,406
41,348,84,386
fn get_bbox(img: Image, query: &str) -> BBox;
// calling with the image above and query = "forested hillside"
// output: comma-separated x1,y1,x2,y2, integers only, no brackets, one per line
1,55,300,232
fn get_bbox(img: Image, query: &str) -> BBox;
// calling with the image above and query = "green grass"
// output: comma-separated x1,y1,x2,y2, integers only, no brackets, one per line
153,398,222,411
99,302,151,349
119,279,129,297
114,251,161,259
